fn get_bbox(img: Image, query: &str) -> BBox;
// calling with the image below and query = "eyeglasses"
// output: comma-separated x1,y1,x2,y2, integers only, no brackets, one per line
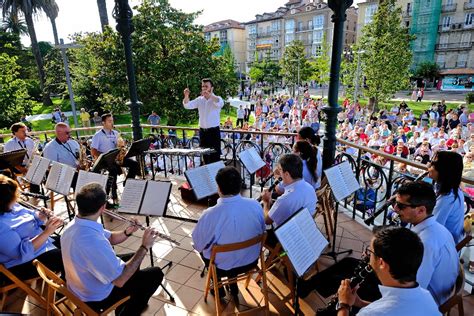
394,201,419,210
364,246,375,257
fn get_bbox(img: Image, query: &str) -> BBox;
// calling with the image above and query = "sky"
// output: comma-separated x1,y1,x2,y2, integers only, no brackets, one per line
13,0,363,46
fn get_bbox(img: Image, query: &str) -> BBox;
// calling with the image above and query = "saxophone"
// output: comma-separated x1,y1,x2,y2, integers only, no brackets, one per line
78,141,92,170
115,137,128,166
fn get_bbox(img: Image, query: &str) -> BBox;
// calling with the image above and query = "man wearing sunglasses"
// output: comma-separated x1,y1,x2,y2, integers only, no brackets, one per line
43,123,81,169
391,181,458,306
336,227,440,316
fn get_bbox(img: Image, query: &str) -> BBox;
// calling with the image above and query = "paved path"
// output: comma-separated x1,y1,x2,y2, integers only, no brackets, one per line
26,111,74,122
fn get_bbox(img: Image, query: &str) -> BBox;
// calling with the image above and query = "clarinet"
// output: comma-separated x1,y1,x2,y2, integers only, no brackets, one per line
317,256,374,316
256,177,282,202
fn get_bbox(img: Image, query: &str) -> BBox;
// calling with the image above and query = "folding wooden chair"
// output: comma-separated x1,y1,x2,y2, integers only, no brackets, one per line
439,262,465,316
0,263,46,310
315,176,335,242
203,233,269,316
33,260,129,316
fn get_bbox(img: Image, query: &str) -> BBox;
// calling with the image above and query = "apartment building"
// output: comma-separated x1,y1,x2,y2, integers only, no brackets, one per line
358,0,474,89
203,20,247,66
244,0,358,68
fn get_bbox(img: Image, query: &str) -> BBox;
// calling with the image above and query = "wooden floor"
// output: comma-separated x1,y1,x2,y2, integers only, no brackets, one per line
2,174,473,315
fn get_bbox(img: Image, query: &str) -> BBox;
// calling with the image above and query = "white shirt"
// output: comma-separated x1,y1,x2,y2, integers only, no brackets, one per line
358,284,440,316
4,136,35,166
183,95,224,129
269,179,317,227
192,194,265,270
411,216,458,305
43,138,80,168
237,108,245,119
91,129,119,154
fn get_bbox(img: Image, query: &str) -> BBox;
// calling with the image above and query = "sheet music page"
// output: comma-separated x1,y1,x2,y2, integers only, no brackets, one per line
26,156,50,185
340,161,360,196
274,209,318,277
185,167,214,200
238,148,265,174
140,181,172,216
205,160,225,192
45,162,75,195
292,208,328,260
119,179,147,214
75,170,108,197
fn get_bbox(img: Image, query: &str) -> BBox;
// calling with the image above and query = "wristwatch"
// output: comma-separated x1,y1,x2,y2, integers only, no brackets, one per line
335,301,352,312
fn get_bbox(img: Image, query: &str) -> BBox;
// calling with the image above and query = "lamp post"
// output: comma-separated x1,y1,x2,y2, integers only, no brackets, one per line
323,0,353,169
113,0,142,141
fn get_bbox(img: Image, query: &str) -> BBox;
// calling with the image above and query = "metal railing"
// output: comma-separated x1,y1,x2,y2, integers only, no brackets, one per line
441,3,457,12
435,42,473,50
465,2,474,10
2,124,472,226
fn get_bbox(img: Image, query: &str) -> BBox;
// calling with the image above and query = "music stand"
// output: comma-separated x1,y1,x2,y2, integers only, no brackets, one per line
124,138,151,159
90,148,120,173
0,149,27,174
237,148,265,199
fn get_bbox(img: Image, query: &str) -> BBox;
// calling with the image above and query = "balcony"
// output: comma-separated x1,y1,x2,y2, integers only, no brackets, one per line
256,32,273,38
441,3,457,12
456,61,468,67
402,9,412,17
438,23,464,32
435,41,473,50
465,2,474,10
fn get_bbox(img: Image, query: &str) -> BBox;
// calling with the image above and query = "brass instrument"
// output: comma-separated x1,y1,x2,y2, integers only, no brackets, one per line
78,141,92,170
115,136,128,166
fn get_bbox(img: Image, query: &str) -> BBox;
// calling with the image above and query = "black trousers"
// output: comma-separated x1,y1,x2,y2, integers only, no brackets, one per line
199,127,221,164
1,248,64,285
106,158,140,199
236,118,244,128
201,253,258,293
86,253,164,316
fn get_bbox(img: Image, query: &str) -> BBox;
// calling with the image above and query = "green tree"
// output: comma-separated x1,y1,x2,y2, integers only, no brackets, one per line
1,12,28,36
249,54,281,94
2,0,56,105
0,51,32,127
280,40,312,96
357,0,413,109
310,33,330,98
413,61,440,82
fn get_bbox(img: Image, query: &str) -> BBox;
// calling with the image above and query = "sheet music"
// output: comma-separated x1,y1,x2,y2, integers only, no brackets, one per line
275,208,328,277
45,162,75,195
238,148,265,174
185,160,225,200
324,161,360,202
119,179,147,214
25,156,50,185
75,170,108,197
140,181,172,216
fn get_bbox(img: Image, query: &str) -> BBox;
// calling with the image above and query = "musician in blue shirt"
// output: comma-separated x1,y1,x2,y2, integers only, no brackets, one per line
0,174,63,280
192,166,265,297
61,183,163,315
428,151,465,244
43,123,80,169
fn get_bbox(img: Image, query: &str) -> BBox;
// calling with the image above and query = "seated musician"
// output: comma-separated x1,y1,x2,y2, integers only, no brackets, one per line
42,123,80,169
261,154,317,245
336,227,440,315
3,122,40,193
0,174,64,281
192,166,265,297
90,114,139,200
61,183,163,315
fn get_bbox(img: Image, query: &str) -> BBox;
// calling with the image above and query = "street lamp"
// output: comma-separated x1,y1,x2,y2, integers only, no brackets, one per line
113,0,142,141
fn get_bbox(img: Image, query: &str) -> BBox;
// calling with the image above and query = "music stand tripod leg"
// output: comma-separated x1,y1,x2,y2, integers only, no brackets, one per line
322,202,353,261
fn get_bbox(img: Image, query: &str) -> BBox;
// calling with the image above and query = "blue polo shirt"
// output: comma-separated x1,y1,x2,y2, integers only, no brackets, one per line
61,217,125,302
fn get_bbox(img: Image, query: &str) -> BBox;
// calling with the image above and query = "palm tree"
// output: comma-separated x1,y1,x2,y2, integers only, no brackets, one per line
2,0,54,105
1,12,28,35
96,0,109,31
43,0,58,45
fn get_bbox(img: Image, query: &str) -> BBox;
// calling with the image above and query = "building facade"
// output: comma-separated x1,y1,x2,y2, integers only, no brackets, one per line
203,20,247,67
244,0,358,69
357,0,474,76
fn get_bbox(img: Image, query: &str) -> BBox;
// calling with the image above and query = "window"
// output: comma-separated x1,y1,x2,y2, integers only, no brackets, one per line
407,2,411,14
313,30,323,43
312,44,322,56
267,25,271,34
298,21,304,32
457,53,468,67
285,34,295,44
446,0,453,5
313,15,324,30
220,30,227,41
286,19,295,33
365,4,378,24
439,34,449,48
465,13,474,26
442,16,451,29
272,21,280,31
308,20,313,30
248,24,257,35
461,32,472,47
436,54,445,68
204,32,211,41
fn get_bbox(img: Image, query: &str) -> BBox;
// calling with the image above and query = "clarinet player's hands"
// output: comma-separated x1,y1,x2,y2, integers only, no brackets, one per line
337,279,357,307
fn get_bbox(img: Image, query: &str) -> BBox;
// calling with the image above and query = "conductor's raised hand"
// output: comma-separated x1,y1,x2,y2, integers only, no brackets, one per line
141,227,157,250
184,88,190,98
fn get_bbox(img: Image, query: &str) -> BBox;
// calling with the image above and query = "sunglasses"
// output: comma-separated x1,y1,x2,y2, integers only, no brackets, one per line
394,201,419,210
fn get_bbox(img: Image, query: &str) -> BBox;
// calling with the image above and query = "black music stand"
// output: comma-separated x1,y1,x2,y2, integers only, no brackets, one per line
125,138,151,159
237,148,265,199
0,149,27,174
90,148,120,173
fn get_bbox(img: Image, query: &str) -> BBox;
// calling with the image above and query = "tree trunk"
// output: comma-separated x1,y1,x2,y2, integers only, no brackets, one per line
25,12,52,106
97,0,109,32
369,96,378,113
50,18,59,46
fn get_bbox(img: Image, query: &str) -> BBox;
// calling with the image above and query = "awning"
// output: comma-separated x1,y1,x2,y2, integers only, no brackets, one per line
439,68,474,75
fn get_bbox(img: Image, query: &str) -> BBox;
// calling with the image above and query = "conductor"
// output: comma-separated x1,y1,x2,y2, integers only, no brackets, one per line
183,78,224,164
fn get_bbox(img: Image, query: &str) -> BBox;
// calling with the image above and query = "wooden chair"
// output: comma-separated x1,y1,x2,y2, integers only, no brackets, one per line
0,263,46,310
33,260,130,316
203,233,269,316
456,214,473,252
315,177,335,241
439,263,465,316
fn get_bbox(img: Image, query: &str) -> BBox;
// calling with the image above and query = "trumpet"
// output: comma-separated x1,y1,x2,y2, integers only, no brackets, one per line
103,209,181,245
